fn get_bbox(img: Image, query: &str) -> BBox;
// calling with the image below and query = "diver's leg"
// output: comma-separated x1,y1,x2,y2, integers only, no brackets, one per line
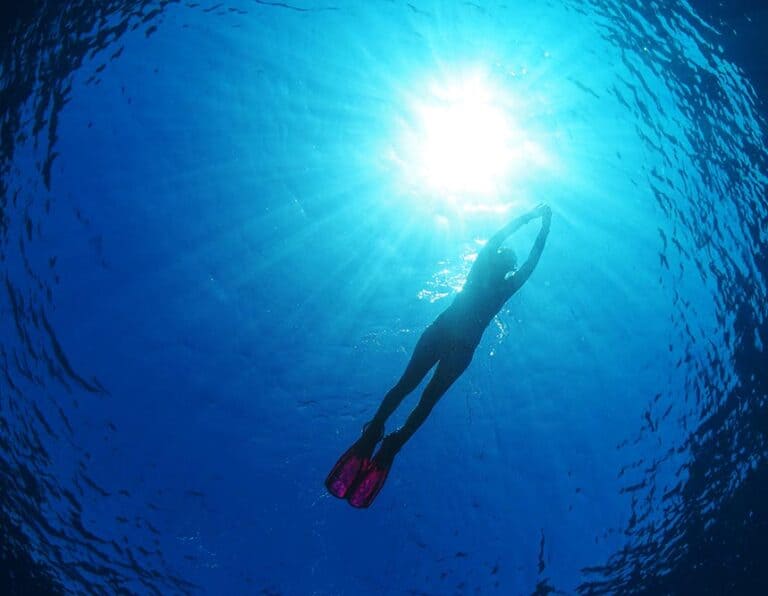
368,323,442,430
386,346,475,451
346,346,474,506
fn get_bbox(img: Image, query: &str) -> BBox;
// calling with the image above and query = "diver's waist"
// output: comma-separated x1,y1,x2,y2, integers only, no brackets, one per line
433,307,491,346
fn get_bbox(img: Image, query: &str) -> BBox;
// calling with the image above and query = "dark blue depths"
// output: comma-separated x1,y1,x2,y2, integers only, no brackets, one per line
1,1,767,594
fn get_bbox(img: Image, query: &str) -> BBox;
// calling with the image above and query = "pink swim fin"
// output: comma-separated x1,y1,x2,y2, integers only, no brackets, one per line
346,438,398,508
325,425,382,499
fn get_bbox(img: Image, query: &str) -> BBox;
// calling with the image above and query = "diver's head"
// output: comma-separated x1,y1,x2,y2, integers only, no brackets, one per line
497,247,518,272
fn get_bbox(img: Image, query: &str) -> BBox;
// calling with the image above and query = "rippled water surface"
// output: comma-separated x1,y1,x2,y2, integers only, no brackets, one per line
1,1,766,594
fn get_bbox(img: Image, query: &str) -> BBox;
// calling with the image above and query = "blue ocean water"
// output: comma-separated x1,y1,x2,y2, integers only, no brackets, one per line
1,1,766,594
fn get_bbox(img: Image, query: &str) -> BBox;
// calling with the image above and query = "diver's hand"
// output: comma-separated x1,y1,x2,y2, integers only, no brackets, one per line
528,203,550,220
496,204,551,248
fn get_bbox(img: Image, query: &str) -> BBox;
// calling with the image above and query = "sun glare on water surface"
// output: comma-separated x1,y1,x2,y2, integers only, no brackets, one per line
391,69,550,215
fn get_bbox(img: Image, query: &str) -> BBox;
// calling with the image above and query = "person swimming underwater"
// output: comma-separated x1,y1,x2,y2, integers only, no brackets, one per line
326,203,552,508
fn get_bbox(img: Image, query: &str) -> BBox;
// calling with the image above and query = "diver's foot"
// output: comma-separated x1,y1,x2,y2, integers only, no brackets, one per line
346,435,399,508
362,419,385,443
325,423,384,499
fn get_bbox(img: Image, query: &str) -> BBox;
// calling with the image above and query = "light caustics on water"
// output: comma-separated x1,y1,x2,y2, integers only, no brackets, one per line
1,0,767,594
389,69,553,216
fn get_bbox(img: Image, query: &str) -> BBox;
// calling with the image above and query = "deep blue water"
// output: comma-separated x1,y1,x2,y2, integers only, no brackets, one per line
1,1,767,594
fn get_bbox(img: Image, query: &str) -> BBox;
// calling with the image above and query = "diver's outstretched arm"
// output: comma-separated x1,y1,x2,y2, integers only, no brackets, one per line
482,204,548,256
506,205,551,294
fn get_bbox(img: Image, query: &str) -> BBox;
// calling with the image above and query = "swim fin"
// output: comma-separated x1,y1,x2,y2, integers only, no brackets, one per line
346,436,399,509
325,424,382,499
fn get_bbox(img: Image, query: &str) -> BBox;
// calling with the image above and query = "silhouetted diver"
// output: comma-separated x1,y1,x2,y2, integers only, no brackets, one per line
326,204,552,507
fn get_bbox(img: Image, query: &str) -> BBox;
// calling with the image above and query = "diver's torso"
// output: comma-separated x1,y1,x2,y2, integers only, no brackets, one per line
436,280,509,349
